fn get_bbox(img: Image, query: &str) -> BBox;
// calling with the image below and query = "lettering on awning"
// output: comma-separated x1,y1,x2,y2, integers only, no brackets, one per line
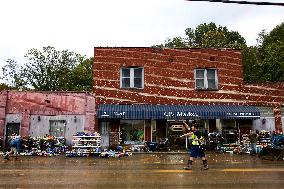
163,111,198,117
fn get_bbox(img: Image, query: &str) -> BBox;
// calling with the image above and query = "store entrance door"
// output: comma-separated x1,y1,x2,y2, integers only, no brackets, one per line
100,121,110,148
167,121,185,150
5,122,20,147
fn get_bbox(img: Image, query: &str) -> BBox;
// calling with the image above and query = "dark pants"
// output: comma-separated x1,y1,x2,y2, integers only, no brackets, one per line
250,143,257,155
189,146,205,158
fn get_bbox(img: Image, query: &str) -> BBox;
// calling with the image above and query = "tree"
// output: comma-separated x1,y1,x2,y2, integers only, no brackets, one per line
69,57,93,91
159,22,246,49
1,59,27,89
257,22,284,82
261,23,284,50
261,41,284,82
164,37,188,48
242,47,263,83
0,83,12,90
1,46,93,91
22,46,85,90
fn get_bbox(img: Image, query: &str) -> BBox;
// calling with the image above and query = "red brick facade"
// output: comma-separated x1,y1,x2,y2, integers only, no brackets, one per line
93,47,284,131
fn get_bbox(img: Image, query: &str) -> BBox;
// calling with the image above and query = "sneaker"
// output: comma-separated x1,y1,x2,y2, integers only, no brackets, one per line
183,166,192,170
201,165,209,170
4,155,10,160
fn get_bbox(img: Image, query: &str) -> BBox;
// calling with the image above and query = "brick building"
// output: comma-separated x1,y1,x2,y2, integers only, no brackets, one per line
93,47,284,148
1,47,283,149
0,91,95,145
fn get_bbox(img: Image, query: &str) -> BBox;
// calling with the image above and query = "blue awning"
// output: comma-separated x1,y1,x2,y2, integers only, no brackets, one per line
97,104,260,120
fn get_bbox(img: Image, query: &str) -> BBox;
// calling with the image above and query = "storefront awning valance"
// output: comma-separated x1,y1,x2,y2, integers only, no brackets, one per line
97,104,260,120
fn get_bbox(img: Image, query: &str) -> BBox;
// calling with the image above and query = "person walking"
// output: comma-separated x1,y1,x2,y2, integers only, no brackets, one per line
180,121,209,170
248,130,258,156
4,134,22,160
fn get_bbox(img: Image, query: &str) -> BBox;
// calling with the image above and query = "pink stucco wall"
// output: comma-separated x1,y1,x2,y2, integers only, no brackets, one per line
1,90,95,137
0,91,7,138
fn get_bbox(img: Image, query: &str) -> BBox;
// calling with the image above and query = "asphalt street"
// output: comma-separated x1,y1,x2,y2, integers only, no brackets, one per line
1,152,284,189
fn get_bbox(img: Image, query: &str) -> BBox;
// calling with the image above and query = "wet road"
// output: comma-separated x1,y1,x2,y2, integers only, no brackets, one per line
1,152,284,189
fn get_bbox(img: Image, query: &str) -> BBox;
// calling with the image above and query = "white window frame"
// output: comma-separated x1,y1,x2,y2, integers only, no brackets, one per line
194,68,218,90
120,67,144,89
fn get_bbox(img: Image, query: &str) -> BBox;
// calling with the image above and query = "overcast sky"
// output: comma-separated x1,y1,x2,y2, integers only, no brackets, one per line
0,0,284,75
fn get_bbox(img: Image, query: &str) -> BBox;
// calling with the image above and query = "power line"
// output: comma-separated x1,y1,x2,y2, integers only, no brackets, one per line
187,0,284,6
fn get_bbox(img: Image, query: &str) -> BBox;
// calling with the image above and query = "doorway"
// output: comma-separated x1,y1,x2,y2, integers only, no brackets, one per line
99,120,110,148
5,122,20,147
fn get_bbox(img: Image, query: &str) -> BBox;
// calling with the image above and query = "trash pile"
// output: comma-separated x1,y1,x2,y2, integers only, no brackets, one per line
21,135,67,156
99,150,132,158
65,148,101,157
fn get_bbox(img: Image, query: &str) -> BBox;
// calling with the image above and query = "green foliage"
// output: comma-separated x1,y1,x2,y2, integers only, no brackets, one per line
261,41,284,82
1,46,93,91
257,23,284,82
22,46,84,90
161,22,246,49
69,57,93,91
1,59,27,89
164,37,188,48
242,47,263,83
0,83,12,90
262,23,284,49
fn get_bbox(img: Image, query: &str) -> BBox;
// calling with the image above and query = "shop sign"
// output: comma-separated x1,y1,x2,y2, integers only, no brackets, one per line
226,112,254,117
114,111,126,116
163,111,198,118
100,111,126,117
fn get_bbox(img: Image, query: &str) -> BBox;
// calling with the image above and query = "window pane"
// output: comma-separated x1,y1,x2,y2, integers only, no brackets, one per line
196,79,204,89
49,120,66,137
122,78,130,88
134,78,142,88
120,120,144,142
134,68,142,78
122,68,130,77
196,69,205,79
208,79,217,89
207,69,216,79
132,120,144,141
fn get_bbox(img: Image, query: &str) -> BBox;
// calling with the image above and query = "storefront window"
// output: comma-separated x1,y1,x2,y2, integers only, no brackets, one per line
120,120,144,143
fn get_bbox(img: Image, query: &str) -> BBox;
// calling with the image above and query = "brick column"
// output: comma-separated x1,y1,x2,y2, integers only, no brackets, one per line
0,91,8,139
274,105,282,132
94,116,99,132
21,110,30,137
85,94,96,132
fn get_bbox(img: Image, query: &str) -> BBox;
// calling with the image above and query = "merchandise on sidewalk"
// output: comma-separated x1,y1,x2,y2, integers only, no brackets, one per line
65,132,101,157
99,149,132,158
258,130,271,148
21,135,67,156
